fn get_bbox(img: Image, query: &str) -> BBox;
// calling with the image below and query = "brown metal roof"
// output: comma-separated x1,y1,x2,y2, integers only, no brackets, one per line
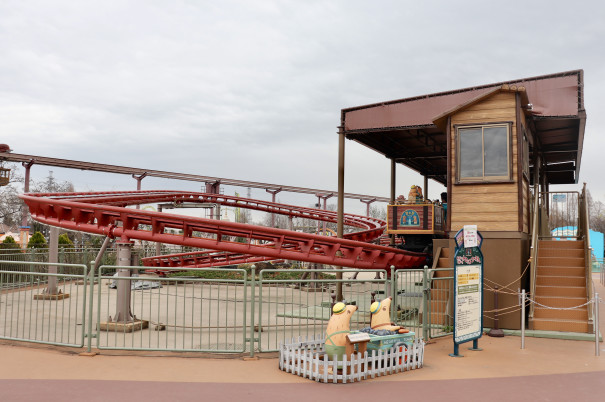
342,70,586,185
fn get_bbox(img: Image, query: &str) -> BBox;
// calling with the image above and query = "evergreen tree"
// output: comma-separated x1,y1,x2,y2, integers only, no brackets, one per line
1,235,21,252
58,233,74,249
27,231,47,249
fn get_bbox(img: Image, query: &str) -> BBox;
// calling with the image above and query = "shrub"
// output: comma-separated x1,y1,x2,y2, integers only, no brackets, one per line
27,231,47,249
2,235,17,244
1,235,22,252
58,233,74,248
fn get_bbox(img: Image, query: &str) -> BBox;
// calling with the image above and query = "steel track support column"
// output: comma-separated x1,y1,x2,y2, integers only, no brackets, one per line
34,226,69,300
390,159,396,246
20,160,34,247
265,188,282,227
100,240,148,332
360,198,377,217
114,242,135,323
316,193,333,234
316,195,321,234
336,126,345,301
47,226,59,295
132,172,147,210
205,181,221,219
322,195,330,234
155,205,163,256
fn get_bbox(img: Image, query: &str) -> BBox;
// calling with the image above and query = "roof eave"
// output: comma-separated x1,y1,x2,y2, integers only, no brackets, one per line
575,110,587,183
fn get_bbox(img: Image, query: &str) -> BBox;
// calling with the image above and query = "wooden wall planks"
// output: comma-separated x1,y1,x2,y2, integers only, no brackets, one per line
449,91,521,232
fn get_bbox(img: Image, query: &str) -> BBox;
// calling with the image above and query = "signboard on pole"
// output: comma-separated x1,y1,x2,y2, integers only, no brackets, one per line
552,194,567,203
451,227,484,357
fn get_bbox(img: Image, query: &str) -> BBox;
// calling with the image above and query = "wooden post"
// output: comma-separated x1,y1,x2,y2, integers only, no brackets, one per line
336,126,345,301
390,159,396,245
423,175,428,201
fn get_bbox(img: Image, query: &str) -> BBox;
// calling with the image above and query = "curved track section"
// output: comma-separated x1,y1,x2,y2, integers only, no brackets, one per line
21,191,427,270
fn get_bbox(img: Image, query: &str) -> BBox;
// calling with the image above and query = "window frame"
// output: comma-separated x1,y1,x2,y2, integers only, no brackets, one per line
522,126,530,181
455,122,512,183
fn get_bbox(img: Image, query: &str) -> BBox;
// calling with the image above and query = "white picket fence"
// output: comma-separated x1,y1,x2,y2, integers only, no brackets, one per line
279,334,424,383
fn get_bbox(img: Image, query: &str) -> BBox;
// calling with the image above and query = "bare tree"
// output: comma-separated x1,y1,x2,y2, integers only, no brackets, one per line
233,191,251,224
262,209,290,229
30,171,74,193
548,192,578,231
369,204,387,220
0,164,24,228
28,171,75,239
588,190,605,233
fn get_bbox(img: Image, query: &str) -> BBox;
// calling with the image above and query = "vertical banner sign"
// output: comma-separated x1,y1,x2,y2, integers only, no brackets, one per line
450,226,484,357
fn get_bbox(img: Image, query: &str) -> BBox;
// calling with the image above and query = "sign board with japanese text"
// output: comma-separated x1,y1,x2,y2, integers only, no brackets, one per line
453,227,484,347
463,224,477,248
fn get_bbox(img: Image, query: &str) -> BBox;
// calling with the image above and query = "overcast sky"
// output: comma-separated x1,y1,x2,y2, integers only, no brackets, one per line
2,0,604,215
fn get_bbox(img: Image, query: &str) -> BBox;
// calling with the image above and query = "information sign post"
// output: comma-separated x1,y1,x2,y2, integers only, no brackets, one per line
450,225,484,357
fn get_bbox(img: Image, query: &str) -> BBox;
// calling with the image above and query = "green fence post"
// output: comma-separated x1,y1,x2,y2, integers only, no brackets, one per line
390,265,396,323
242,267,248,354
422,265,429,341
249,265,256,358
29,248,35,273
85,261,96,353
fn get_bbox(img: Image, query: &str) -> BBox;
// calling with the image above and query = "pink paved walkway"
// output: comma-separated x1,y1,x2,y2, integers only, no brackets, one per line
1,275,604,401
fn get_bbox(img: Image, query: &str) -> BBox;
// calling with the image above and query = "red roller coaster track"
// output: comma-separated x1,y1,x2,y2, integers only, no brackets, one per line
20,191,427,270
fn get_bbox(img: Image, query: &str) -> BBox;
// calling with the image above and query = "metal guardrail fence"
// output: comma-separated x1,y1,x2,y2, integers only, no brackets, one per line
256,268,388,352
95,266,249,353
394,269,424,337
592,257,604,273
0,261,88,347
0,258,453,356
544,191,580,238
597,258,605,286
425,268,454,339
0,248,117,271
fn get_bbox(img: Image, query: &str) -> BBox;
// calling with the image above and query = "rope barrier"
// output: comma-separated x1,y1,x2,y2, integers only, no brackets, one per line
483,303,524,314
483,303,528,320
473,290,598,314
484,284,523,296
524,295,595,310
484,261,530,294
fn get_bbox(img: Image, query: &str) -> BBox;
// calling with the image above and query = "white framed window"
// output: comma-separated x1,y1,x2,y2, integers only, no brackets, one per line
456,123,511,182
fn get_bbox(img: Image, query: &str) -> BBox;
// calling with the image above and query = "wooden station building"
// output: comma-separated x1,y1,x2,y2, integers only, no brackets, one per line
336,70,589,331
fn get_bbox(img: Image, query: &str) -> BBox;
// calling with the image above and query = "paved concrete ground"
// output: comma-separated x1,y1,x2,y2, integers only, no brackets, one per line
1,274,604,401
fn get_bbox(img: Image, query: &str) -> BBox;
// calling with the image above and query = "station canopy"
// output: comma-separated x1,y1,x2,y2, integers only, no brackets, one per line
341,70,586,185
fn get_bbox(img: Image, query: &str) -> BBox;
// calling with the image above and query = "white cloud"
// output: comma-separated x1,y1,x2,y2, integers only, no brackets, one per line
1,0,605,212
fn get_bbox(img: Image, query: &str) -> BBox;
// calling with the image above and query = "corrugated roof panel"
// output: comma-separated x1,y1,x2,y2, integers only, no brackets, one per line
343,71,582,131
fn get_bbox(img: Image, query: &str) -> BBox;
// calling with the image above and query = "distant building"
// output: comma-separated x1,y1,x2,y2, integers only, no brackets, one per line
552,226,604,260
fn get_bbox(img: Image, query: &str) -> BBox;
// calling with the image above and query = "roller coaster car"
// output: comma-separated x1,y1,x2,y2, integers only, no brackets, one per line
0,167,9,186
386,202,446,253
